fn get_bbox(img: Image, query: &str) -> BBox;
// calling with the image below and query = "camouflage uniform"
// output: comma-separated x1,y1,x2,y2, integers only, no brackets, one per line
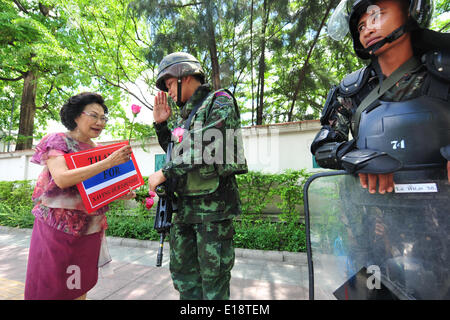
154,83,247,300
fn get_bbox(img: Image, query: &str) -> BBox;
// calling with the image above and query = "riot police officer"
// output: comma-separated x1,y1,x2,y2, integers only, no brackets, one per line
148,52,248,300
311,0,450,190
309,0,450,299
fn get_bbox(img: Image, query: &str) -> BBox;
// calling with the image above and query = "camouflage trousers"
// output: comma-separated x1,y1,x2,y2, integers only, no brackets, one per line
169,219,235,300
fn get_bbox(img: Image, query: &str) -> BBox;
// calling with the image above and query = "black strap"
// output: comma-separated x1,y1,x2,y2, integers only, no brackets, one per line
165,92,206,193
182,98,205,131
222,89,241,118
365,24,407,56
363,21,413,58
183,89,239,131
176,78,183,107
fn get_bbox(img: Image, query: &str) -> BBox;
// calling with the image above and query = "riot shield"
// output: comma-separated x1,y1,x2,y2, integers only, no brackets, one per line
304,170,449,300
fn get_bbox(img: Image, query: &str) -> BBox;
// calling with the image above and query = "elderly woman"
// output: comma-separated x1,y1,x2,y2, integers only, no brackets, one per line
24,92,134,300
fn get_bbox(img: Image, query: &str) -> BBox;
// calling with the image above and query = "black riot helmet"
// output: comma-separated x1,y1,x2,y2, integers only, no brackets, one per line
350,0,434,59
328,0,435,59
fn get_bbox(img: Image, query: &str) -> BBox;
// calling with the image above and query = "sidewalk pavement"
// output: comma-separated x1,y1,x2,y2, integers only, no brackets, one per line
0,226,309,300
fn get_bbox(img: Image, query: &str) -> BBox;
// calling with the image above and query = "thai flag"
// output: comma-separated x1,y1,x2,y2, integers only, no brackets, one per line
83,160,139,208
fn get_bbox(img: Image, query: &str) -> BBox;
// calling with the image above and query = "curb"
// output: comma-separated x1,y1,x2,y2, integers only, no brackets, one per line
0,225,307,265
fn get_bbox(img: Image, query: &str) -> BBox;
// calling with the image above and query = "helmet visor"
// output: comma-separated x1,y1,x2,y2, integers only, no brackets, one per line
328,0,351,41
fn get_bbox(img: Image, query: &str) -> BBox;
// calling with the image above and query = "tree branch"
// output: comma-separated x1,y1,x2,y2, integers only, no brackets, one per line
78,23,153,110
161,1,204,9
36,79,57,117
130,14,151,47
39,3,50,17
439,21,450,32
0,74,25,82
12,0,30,14
287,0,334,121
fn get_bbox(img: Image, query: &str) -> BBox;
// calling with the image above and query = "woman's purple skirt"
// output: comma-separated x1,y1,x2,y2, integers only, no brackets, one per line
24,218,102,300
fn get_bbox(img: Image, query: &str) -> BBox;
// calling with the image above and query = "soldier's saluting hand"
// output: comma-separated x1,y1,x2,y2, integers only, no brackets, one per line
153,91,171,124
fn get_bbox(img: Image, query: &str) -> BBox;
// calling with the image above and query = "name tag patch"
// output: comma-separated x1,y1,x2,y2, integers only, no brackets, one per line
394,183,438,193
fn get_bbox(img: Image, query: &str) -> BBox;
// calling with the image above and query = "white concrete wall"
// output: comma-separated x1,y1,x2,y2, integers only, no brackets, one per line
241,120,321,173
0,151,43,181
0,121,322,181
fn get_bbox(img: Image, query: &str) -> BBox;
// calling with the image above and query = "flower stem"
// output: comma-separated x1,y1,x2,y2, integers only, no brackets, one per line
128,116,135,143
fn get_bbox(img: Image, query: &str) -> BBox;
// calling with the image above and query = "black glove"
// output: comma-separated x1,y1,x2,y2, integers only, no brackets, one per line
314,140,356,169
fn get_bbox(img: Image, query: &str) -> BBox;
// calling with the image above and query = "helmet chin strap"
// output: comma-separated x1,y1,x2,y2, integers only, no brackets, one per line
366,20,413,88
176,77,185,107
363,20,413,58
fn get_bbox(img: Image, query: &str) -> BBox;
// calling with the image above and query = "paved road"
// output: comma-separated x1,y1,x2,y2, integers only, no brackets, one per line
0,226,309,300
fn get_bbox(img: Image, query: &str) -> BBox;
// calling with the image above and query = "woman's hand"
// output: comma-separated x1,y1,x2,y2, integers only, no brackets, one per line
359,173,394,194
106,145,133,168
120,187,136,201
153,91,171,124
47,145,133,189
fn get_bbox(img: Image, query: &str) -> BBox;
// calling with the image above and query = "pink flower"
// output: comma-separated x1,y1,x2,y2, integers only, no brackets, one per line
172,127,185,143
131,104,142,115
144,190,157,210
128,104,142,142
145,197,154,209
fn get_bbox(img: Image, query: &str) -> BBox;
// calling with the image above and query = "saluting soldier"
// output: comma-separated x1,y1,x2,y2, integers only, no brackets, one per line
148,52,248,300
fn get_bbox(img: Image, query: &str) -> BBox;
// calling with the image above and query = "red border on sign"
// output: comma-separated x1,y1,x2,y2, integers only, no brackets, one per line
64,141,144,213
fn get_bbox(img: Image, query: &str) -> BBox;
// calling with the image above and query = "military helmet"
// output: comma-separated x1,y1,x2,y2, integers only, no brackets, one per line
155,52,205,92
349,0,434,59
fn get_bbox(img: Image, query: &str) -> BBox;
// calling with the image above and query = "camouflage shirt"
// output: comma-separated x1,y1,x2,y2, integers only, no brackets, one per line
332,62,428,141
154,84,247,224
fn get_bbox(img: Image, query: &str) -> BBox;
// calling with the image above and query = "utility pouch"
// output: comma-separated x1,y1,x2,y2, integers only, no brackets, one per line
183,165,220,196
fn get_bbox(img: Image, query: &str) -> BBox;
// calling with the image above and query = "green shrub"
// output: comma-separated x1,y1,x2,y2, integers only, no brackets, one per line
0,180,34,207
0,170,311,252
0,202,35,228
0,181,35,228
106,200,159,240
236,169,312,222
233,215,306,252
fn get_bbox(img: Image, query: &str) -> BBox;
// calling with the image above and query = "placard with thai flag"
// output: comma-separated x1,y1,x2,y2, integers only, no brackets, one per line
64,141,144,213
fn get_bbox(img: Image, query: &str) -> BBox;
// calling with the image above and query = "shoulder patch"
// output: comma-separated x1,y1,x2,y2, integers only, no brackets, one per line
215,91,232,99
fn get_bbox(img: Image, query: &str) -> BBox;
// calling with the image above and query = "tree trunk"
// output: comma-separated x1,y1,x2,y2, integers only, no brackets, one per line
15,71,38,150
205,2,221,90
256,0,270,125
250,0,255,126
14,3,48,151
287,1,333,122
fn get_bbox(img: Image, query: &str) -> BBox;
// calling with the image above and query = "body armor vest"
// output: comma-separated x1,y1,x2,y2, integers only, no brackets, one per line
356,96,449,169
